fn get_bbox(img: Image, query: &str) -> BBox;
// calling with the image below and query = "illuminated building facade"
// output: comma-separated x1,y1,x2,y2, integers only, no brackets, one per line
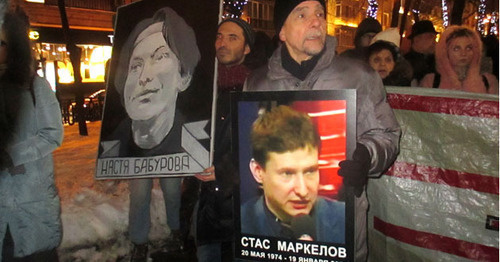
241,0,275,36
10,0,138,99
326,0,396,53
241,0,396,53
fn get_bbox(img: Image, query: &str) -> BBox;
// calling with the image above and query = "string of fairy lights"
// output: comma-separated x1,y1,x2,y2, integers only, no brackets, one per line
489,12,498,35
222,0,249,19
220,0,497,36
477,0,486,33
441,0,449,27
476,0,498,36
366,0,378,18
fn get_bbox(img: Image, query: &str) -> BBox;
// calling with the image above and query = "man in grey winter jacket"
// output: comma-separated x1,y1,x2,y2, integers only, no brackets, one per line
244,0,401,261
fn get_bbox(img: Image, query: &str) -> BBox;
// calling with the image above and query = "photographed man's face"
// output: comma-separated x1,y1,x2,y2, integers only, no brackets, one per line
215,21,250,67
124,28,182,121
251,146,320,222
279,1,326,62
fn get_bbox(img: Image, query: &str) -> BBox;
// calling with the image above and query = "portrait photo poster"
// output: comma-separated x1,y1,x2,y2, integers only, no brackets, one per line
95,0,220,179
232,90,356,261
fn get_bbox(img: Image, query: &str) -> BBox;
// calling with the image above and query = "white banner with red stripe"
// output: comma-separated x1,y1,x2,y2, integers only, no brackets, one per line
367,87,498,262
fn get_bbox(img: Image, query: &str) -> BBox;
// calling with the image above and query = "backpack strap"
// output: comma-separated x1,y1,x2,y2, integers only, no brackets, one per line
28,76,36,106
432,73,440,88
482,74,490,91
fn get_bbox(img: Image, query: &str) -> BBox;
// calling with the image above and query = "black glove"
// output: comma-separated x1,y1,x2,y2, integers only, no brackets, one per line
338,143,371,197
9,164,26,175
0,149,13,169
1,150,25,175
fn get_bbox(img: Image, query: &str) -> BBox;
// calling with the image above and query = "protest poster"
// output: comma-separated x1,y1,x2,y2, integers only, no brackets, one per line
232,90,356,261
95,0,219,179
368,87,499,261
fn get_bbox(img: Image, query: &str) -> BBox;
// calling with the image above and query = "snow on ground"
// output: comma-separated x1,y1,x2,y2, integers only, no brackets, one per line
53,121,171,261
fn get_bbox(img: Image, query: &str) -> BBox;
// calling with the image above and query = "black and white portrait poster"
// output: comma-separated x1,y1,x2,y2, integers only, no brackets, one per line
96,0,219,179
232,90,356,261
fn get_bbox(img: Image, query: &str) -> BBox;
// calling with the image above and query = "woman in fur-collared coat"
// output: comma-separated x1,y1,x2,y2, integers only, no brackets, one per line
0,8,63,261
420,26,498,94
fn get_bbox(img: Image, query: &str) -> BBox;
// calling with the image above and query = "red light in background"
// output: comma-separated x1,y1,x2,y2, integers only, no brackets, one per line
292,100,346,199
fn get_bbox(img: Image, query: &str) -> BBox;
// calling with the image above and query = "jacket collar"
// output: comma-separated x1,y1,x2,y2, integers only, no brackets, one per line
281,44,325,81
267,35,338,81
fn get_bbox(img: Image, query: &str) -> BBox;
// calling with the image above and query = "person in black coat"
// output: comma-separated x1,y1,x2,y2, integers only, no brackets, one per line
194,18,255,262
403,20,438,85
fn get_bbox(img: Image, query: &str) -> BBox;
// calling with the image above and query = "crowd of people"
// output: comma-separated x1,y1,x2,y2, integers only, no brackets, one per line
1,1,498,262
342,18,498,93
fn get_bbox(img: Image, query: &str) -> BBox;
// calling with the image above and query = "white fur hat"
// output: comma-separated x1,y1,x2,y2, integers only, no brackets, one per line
370,28,401,47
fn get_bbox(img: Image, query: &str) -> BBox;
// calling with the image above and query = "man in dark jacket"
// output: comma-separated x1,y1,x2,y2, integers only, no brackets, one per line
340,17,382,60
404,20,438,85
194,18,254,262
244,0,401,261
215,18,254,91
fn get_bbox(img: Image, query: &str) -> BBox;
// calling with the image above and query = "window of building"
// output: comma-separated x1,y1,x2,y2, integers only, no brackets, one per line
383,13,390,27
35,43,112,90
249,1,272,20
43,0,122,11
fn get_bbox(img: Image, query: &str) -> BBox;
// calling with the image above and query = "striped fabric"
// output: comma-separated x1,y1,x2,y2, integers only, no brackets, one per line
367,87,499,262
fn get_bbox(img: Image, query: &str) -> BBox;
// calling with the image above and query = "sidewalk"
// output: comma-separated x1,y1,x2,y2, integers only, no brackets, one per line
53,121,103,200
52,121,196,261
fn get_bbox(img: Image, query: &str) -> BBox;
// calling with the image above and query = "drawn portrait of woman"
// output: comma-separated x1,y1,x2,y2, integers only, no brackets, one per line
101,7,200,158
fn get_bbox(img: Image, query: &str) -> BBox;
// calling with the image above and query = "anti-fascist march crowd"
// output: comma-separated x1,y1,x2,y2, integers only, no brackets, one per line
0,0,498,261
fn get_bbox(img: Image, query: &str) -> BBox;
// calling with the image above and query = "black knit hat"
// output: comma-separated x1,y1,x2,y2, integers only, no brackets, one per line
354,18,382,48
219,18,255,49
408,20,437,39
273,0,326,35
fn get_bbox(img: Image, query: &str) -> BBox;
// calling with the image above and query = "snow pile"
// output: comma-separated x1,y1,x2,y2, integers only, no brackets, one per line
58,181,171,261
51,122,176,261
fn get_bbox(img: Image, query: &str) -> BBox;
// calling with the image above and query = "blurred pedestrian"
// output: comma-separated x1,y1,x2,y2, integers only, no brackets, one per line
367,28,413,86
404,20,438,85
420,26,498,94
194,18,254,262
340,17,382,60
0,7,63,261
